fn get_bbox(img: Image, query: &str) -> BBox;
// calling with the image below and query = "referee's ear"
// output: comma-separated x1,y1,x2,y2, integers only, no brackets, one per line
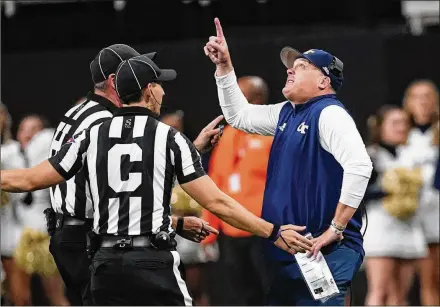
106,74,123,107
144,83,152,98
108,74,116,91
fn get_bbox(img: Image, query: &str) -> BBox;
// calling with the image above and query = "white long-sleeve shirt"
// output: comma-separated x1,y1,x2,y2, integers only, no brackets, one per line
216,70,372,208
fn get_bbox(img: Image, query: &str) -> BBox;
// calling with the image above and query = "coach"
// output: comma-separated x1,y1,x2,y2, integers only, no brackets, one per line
204,18,373,306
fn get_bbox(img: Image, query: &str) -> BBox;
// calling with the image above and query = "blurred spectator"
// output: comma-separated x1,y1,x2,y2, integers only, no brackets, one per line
162,111,212,306
434,129,440,190
404,80,439,147
403,80,440,306
2,114,69,306
161,110,185,132
363,105,427,306
16,115,49,150
16,115,53,231
201,76,272,306
0,102,12,143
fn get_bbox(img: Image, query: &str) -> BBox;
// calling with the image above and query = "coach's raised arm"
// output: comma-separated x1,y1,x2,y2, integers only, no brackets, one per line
204,17,373,306
204,18,285,136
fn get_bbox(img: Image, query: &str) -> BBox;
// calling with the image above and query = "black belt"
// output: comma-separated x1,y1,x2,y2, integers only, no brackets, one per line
99,235,152,248
56,213,93,227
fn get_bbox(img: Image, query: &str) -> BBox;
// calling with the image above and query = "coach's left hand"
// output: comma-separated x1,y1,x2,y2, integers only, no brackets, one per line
193,115,224,153
308,228,343,258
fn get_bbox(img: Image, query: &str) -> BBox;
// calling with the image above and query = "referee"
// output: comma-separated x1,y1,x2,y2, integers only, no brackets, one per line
46,44,221,305
46,43,142,305
1,54,313,305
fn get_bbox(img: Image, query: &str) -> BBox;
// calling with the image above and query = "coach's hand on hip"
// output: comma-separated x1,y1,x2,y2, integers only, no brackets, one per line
193,115,224,153
274,225,313,255
204,18,233,76
308,228,344,258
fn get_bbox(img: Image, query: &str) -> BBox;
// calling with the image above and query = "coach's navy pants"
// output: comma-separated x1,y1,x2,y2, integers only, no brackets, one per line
266,244,363,306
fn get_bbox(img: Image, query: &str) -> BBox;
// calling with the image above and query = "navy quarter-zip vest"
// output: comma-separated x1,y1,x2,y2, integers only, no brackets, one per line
262,94,364,262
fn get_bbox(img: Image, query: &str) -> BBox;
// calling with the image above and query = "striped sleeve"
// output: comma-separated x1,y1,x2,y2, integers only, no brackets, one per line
48,128,90,180
169,129,206,184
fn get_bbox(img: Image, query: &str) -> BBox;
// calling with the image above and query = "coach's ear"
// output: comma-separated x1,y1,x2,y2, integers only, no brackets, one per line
318,76,331,90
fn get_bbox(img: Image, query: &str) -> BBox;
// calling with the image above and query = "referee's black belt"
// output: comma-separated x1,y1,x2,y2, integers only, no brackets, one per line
99,235,152,248
56,213,93,227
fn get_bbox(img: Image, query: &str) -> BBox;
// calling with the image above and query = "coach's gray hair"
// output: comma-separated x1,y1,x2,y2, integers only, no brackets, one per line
94,81,107,91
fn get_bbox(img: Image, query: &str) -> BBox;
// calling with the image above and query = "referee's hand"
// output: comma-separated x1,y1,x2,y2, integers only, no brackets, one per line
193,115,224,154
179,216,219,243
274,225,313,255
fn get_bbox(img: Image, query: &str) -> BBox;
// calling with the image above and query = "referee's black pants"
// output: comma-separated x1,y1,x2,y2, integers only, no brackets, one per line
90,247,193,306
49,222,93,306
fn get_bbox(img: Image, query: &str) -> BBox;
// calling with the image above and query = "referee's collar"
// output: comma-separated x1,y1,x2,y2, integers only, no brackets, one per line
86,92,118,114
113,106,158,118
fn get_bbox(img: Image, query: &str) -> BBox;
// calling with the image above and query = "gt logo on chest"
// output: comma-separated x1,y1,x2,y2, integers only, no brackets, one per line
297,122,309,134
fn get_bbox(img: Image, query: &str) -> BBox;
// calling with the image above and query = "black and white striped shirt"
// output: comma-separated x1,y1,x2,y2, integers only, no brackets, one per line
48,92,117,219
48,106,205,235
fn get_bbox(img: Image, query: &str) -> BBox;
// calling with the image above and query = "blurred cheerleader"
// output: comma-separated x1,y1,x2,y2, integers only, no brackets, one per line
1,111,69,306
363,105,427,306
15,114,70,306
403,80,440,306
1,103,30,305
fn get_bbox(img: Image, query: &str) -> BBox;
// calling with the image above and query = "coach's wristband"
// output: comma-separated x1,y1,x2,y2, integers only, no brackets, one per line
176,217,184,235
330,224,344,235
268,224,281,242
331,220,346,232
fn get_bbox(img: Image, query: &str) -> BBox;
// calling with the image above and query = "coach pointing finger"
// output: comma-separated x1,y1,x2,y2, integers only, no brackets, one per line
205,17,373,306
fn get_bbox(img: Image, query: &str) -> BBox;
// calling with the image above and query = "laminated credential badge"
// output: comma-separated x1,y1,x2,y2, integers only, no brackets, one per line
294,234,339,303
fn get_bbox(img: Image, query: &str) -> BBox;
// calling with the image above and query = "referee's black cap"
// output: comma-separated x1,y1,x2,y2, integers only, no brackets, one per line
115,54,177,100
90,44,157,84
